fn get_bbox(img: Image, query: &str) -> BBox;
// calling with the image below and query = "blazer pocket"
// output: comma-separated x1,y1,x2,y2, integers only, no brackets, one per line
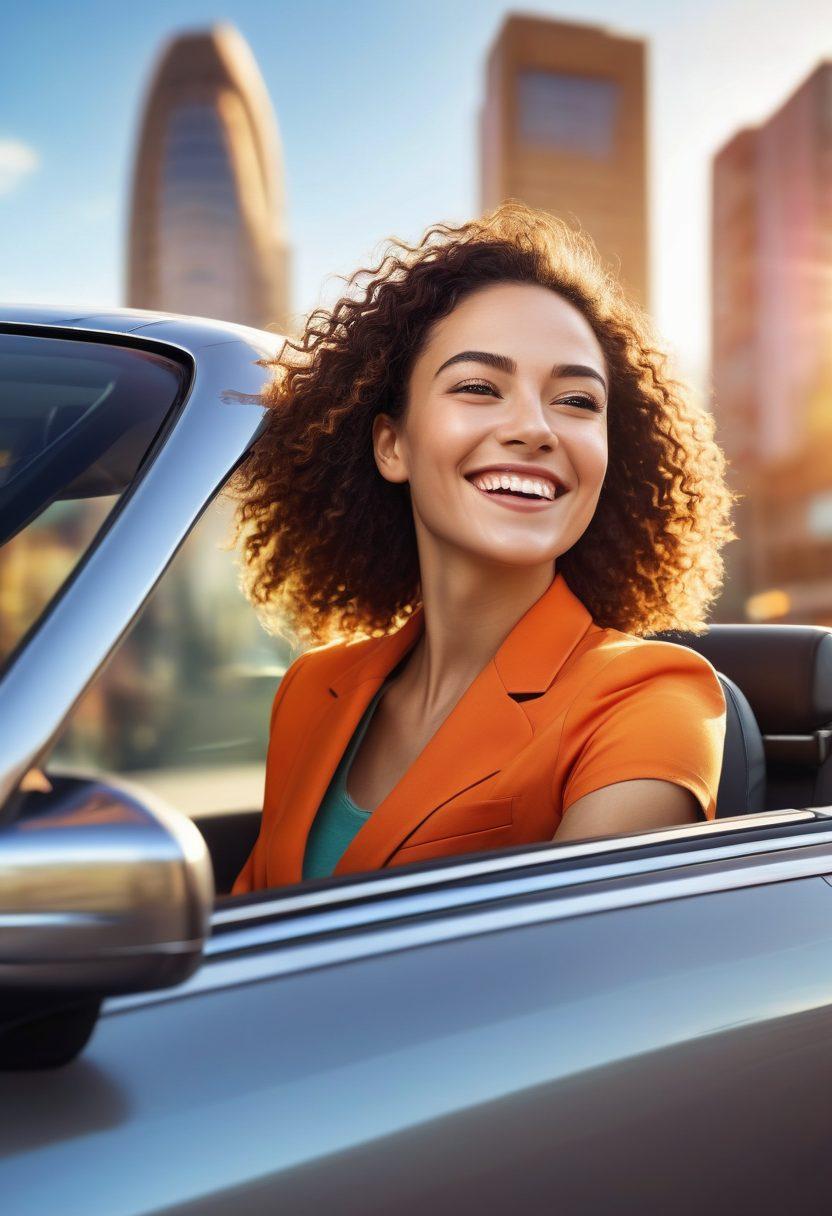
401,795,515,849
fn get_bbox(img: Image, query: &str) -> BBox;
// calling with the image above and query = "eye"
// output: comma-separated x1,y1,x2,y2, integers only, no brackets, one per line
559,394,604,413
452,382,604,412
452,380,499,396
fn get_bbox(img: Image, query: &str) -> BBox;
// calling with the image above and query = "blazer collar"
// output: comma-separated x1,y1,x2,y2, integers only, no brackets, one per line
268,571,594,886
329,569,594,698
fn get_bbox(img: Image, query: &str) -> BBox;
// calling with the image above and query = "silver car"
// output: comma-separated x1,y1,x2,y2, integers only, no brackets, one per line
2,307,832,1215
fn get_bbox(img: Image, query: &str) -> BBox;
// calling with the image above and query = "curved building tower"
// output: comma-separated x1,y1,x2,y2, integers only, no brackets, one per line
126,24,291,332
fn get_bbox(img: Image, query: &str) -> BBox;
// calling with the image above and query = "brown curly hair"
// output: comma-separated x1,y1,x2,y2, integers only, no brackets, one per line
228,200,738,647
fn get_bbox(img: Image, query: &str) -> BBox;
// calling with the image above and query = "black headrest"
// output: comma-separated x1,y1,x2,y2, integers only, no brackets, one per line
648,624,832,735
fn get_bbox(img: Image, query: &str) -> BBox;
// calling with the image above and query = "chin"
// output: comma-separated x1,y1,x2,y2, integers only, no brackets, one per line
472,542,561,568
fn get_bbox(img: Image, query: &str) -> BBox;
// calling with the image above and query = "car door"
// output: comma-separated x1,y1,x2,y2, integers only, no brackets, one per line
5,812,832,1215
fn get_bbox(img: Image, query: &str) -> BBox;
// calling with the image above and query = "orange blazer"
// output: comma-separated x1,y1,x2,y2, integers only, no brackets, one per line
232,572,727,894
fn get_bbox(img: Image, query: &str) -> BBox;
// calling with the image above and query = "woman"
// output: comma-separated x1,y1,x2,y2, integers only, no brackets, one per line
230,201,736,894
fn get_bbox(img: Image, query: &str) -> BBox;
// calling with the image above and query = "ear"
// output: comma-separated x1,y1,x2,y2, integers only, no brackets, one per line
372,411,409,485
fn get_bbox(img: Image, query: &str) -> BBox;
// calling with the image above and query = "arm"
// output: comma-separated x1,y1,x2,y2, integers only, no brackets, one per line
553,777,700,844
554,641,727,843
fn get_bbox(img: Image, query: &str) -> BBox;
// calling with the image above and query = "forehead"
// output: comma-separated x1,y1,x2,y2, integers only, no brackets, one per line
421,281,607,374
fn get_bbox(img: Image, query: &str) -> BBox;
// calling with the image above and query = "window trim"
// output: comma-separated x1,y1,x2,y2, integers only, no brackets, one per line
0,317,280,823
105,806,832,1014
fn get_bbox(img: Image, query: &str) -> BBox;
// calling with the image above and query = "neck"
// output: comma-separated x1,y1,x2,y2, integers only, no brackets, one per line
400,545,557,715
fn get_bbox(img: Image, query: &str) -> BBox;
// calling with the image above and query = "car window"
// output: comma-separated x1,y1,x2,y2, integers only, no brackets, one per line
0,332,187,669
49,492,298,815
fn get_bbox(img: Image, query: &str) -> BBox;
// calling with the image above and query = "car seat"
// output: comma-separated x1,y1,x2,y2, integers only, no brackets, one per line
649,624,832,815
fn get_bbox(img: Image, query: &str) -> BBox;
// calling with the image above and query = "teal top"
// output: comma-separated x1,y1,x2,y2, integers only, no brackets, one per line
302,677,394,880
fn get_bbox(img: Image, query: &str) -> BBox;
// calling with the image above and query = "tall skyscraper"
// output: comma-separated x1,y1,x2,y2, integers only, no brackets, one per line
480,14,649,307
126,24,291,332
711,62,832,625
712,129,759,475
710,127,760,622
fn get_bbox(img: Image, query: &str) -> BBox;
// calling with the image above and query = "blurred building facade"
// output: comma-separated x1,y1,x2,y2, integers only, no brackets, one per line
94,25,296,808
480,13,649,308
126,23,292,332
712,62,832,625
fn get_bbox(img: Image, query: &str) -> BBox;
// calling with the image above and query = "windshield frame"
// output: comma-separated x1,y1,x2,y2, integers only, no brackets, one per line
0,315,280,824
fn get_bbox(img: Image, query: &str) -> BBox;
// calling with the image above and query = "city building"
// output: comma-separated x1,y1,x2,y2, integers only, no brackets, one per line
711,63,832,625
710,127,759,622
126,24,291,332
480,13,649,307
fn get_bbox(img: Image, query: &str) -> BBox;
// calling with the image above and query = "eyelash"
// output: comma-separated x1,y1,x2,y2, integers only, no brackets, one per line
452,380,604,413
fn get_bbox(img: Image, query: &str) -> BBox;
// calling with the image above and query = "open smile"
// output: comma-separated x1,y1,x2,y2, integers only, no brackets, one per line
465,478,565,513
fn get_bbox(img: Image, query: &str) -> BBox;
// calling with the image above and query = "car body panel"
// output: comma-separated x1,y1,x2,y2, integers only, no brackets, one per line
3,867,832,1214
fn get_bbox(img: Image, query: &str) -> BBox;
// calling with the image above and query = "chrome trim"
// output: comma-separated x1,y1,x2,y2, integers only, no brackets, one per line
211,810,831,948
0,309,282,813
0,304,285,354
105,810,832,1013
212,807,818,928
764,731,832,765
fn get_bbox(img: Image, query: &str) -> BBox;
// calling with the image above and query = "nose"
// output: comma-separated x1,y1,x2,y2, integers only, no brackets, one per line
494,391,559,451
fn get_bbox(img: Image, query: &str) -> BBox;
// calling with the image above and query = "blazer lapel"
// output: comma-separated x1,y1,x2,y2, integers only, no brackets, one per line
334,570,594,876
333,659,533,875
268,571,595,884
265,610,425,887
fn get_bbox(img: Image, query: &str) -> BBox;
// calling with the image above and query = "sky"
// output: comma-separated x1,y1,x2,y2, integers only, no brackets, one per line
1,0,831,392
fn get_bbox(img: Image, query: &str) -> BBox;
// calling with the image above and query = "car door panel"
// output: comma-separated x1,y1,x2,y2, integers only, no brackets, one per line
3,865,832,1215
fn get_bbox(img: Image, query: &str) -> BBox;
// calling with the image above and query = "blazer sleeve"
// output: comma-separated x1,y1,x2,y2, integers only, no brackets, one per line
230,651,310,896
559,642,728,821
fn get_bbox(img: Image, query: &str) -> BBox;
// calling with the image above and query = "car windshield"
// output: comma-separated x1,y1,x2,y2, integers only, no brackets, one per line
0,332,188,669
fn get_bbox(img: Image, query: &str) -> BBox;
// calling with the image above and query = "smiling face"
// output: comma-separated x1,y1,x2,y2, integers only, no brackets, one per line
372,281,609,580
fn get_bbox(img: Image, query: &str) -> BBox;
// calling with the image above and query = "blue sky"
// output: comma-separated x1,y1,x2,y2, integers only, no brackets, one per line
2,0,831,386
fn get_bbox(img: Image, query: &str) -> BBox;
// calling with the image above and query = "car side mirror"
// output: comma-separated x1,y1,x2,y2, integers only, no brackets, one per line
0,777,213,1067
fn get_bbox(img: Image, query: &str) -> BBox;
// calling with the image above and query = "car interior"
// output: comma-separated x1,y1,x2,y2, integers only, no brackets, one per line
649,621,832,815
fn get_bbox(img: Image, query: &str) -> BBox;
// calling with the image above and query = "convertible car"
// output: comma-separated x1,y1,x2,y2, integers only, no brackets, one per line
2,307,832,1214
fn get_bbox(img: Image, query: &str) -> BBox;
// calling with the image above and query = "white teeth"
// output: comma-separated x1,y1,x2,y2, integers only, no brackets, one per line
469,471,558,500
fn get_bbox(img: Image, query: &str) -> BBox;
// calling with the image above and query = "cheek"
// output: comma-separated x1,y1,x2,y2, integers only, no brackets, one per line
407,407,479,485
578,430,608,485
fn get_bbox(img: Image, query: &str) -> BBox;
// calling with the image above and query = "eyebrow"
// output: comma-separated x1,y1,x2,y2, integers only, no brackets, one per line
433,350,608,395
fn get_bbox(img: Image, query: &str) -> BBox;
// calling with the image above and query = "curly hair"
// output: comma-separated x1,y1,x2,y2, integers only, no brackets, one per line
227,200,738,647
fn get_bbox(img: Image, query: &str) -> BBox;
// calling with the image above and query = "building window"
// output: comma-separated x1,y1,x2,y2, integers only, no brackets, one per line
516,69,620,158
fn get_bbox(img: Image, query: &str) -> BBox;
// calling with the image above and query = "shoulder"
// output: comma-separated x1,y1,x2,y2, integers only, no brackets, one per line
290,633,382,683
558,631,728,821
272,633,382,705
570,628,726,713
598,629,722,677
265,635,381,739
